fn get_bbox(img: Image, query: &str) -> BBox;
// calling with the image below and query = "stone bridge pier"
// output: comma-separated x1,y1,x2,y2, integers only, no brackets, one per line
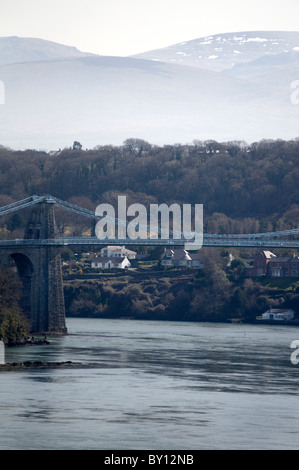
0,200,67,335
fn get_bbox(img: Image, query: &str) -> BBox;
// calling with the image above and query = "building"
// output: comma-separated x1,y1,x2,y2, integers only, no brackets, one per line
268,255,299,277
251,251,276,276
249,251,299,278
90,254,131,270
89,245,136,269
160,248,204,268
100,246,137,260
257,307,295,321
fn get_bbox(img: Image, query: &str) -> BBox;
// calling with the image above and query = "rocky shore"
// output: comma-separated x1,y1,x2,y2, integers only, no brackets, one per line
0,360,103,371
5,337,50,347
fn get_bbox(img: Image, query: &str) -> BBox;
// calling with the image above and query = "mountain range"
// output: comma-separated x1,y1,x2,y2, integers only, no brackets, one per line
0,33,298,150
132,31,299,71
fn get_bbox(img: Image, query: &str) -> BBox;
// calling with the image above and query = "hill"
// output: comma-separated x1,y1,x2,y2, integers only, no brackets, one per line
131,31,299,71
0,36,94,66
0,34,298,149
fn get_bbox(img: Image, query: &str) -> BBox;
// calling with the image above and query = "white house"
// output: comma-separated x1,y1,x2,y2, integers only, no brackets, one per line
100,246,136,259
91,255,131,270
257,307,295,321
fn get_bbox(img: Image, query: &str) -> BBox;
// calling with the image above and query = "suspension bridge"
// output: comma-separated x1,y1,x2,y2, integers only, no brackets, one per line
0,195,298,249
0,195,298,335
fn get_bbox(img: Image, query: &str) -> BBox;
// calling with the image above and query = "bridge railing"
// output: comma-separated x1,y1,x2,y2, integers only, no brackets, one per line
0,237,298,248
0,195,45,216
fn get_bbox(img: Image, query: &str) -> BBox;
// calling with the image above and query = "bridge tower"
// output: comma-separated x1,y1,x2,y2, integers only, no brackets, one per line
4,199,67,335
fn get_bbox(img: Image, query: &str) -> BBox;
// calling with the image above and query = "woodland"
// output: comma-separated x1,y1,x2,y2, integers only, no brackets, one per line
0,137,298,237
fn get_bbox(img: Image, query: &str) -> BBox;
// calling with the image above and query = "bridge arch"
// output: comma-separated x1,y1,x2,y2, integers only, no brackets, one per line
10,252,34,278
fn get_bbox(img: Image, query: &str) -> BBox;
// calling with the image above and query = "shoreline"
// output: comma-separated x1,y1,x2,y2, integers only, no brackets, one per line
4,338,50,347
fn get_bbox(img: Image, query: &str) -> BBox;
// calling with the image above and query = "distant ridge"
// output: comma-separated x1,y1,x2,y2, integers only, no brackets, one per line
131,31,299,71
0,36,95,66
0,33,298,149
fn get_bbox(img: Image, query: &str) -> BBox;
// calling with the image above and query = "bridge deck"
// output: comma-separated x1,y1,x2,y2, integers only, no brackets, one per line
0,237,298,249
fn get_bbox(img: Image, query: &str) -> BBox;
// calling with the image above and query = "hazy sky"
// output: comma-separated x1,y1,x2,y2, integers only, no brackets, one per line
1,0,299,56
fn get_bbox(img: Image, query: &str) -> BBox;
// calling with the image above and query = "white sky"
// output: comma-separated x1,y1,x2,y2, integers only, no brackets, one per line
0,0,299,56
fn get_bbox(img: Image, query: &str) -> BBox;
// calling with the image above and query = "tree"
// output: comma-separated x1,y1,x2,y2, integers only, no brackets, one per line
227,259,246,283
0,309,29,344
229,288,245,316
7,213,24,232
123,138,151,157
0,267,29,344
73,141,82,151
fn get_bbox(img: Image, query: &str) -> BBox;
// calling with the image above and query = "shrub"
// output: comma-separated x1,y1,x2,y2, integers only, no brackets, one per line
0,309,30,344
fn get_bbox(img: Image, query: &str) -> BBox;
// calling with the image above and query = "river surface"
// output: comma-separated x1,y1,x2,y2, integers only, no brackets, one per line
0,318,298,450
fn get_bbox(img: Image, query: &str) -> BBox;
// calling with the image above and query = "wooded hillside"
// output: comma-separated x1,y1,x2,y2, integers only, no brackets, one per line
0,138,298,237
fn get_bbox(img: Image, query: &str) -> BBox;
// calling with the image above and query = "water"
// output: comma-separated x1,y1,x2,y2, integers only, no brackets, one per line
0,318,299,450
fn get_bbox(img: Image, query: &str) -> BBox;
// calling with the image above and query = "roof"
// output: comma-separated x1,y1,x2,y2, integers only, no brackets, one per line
101,246,136,255
161,248,201,261
264,308,295,314
103,246,123,250
260,251,276,259
188,253,202,260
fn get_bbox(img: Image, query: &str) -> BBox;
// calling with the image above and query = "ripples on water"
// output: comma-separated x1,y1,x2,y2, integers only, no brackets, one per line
1,318,298,450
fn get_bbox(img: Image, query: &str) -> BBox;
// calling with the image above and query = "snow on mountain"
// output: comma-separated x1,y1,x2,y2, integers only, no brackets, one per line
131,31,299,72
0,34,298,149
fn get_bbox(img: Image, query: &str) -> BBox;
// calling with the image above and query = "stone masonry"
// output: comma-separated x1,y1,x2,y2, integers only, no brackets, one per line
0,200,67,335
